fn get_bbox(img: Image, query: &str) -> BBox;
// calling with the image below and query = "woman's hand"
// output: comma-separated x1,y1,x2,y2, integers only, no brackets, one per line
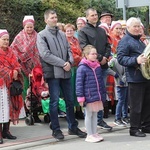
13,70,18,80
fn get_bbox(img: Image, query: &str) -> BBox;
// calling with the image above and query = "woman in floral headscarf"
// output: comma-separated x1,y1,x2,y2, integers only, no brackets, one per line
10,15,40,101
0,29,25,144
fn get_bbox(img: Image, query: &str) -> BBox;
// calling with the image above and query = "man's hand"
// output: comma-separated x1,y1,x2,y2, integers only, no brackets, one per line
63,62,71,71
100,57,108,65
137,54,147,64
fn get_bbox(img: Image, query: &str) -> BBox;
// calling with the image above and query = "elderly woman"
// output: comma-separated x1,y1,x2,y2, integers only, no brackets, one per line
117,17,150,137
0,29,24,144
64,23,84,119
74,17,86,39
10,15,41,122
10,15,40,99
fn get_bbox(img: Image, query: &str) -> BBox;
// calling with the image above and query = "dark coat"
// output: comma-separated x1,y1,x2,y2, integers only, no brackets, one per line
78,23,111,69
117,31,147,83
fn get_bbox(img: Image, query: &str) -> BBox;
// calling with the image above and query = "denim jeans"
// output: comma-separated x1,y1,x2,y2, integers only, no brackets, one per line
47,78,78,131
115,86,128,120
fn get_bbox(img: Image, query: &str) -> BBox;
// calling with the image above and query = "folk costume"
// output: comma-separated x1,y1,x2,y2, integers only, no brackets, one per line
0,29,25,144
67,36,83,118
106,22,122,114
10,15,40,100
0,47,24,124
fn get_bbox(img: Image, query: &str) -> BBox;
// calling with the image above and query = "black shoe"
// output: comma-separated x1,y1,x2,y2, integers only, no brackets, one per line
142,127,150,133
0,138,3,144
130,129,146,137
75,112,84,120
52,130,64,140
98,120,112,130
68,128,87,138
2,132,17,140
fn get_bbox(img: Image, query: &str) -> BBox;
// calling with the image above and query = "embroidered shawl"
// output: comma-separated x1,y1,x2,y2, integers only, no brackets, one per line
67,37,82,66
0,47,24,124
109,33,121,54
10,29,40,76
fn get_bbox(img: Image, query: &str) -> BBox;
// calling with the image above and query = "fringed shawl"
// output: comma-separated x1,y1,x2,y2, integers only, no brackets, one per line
109,33,121,54
0,47,24,124
10,29,40,76
67,37,82,66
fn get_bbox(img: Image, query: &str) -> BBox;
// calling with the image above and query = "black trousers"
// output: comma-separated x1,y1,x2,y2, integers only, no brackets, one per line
128,81,150,130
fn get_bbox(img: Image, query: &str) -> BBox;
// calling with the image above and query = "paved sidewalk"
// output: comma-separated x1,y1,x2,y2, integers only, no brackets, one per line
0,114,129,150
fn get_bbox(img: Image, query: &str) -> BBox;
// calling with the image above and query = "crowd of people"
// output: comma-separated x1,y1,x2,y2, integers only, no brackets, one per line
0,7,150,144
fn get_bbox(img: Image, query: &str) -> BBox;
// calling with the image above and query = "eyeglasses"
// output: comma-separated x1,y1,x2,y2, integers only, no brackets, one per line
77,23,84,25
66,30,74,33
89,53,98,55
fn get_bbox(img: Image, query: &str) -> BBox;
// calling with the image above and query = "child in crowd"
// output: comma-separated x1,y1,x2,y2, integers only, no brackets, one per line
108,54,129,126
76,45,106,143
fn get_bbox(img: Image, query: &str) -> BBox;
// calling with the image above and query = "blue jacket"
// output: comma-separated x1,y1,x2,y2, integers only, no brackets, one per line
117,31,147,83
76,60,106,104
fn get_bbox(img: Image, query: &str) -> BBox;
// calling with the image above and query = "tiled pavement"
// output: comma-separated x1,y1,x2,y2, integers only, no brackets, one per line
0,114,129,149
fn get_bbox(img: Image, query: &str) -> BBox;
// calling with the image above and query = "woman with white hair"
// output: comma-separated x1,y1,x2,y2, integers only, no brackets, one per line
117,17,150,137
74,17,87,38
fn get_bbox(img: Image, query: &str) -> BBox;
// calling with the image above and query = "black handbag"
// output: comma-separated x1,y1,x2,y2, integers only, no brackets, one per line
10,80,23,96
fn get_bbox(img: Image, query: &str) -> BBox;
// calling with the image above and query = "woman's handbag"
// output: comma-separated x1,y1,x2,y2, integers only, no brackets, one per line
10,80,23,96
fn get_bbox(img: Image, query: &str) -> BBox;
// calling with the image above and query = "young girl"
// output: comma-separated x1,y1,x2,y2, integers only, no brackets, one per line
76,45,106,143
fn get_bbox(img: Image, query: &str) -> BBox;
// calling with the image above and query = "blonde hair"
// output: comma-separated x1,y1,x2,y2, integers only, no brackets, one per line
82,45,96,57
64,23,76,32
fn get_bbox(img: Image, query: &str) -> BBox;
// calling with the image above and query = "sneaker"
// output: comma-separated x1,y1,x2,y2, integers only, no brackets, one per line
97,120,112,130
93,133,104,141
58,112,66,118
85,135,100,143
114,119,126,127
52,130,64,140
122,117,130,125
68,128,87,138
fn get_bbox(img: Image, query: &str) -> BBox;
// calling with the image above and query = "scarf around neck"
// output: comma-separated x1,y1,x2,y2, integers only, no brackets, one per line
81,58,100,69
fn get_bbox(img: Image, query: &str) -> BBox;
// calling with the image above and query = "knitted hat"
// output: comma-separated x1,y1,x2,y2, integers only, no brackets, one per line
76,17,87,24
100,11,113,18
23,15,35,26
110,21,122,31
99,23,109,34
0,29,9,37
